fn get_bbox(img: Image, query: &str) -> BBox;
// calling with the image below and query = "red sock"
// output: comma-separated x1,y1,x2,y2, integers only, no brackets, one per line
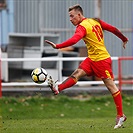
58,76,77,92
112,90,123,116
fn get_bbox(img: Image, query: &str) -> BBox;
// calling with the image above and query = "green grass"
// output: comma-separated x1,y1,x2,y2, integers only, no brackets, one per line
2,118,133,133
0,94,133,132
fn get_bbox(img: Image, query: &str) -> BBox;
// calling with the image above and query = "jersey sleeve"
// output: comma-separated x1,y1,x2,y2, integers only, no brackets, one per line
56,25,86,49
99,19,128,42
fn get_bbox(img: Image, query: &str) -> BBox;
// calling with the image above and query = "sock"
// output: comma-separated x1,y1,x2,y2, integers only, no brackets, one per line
58,76,77,92
112,90,123,116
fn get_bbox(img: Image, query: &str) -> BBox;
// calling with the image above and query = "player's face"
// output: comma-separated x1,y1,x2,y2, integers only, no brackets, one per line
69,9,82,26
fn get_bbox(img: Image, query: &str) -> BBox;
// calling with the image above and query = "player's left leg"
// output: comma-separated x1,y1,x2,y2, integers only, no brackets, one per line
92,57,127,129
102,78,127,129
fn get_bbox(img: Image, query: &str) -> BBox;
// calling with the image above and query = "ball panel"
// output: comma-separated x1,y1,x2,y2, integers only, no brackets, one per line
41,68,48,76
34,68,41,75
32,75,38,82
38,73,46,81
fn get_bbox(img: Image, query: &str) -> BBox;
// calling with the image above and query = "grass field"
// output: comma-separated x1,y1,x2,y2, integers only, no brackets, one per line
0,94,133,133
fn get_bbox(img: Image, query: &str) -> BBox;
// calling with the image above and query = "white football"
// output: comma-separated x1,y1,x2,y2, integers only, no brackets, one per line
31,67,48,84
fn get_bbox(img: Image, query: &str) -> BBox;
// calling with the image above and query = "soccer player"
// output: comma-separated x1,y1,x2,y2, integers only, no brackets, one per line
45,4,128,129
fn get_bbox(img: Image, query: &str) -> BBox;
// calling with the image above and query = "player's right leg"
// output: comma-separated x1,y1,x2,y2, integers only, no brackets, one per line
47,76,59,95
47,68,86,95
47,57,91,95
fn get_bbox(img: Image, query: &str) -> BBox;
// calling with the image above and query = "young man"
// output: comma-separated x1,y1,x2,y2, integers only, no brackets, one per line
45,4,128,129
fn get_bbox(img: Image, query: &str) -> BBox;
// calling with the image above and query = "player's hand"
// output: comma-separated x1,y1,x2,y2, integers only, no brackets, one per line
122,40,128,49
45,40,57,49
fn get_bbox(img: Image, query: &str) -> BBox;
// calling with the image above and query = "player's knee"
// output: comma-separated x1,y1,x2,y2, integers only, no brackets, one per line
70,72,79,81
70,75,78,82
71,69,85,80
103,78,118,93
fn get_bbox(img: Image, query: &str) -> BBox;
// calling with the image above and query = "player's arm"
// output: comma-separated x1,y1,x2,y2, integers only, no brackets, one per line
99,19,128,49
45,25,86,49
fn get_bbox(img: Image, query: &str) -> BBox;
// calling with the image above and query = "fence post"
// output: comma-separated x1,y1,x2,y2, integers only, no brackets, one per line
118,57,122,91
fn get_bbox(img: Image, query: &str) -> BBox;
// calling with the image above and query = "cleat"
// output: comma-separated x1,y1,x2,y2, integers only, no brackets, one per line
47,76,59,95
114,114,127,129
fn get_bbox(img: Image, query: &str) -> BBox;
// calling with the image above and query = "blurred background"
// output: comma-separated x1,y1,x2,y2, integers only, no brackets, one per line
0,0,132,96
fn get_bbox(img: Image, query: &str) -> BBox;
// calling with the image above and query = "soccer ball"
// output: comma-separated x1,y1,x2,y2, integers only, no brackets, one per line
31,67,48,84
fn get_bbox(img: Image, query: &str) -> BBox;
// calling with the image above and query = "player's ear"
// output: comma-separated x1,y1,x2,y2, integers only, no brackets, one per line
78,12,82,17
78,12,82,16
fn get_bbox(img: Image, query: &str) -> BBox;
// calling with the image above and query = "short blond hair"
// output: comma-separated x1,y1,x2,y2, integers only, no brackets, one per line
68,4,83,15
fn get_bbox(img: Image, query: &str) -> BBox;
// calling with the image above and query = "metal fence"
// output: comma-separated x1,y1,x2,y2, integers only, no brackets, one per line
1,56,119,86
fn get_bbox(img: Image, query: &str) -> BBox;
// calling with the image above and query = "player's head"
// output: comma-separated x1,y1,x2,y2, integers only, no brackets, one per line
68,4,84,26
69,4,83,15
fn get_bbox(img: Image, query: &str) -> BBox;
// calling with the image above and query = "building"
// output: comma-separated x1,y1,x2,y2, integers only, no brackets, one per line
0,0,132,82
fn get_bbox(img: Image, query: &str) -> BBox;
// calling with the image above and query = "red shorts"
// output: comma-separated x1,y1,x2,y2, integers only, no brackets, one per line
79,57,114,79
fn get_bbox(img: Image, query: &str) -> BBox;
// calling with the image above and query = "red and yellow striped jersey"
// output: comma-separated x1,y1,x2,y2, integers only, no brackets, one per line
79,18,110,61
56,18,128,61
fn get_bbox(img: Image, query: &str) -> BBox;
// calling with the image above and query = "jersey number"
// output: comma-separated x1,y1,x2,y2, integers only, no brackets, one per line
92,25,103,42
